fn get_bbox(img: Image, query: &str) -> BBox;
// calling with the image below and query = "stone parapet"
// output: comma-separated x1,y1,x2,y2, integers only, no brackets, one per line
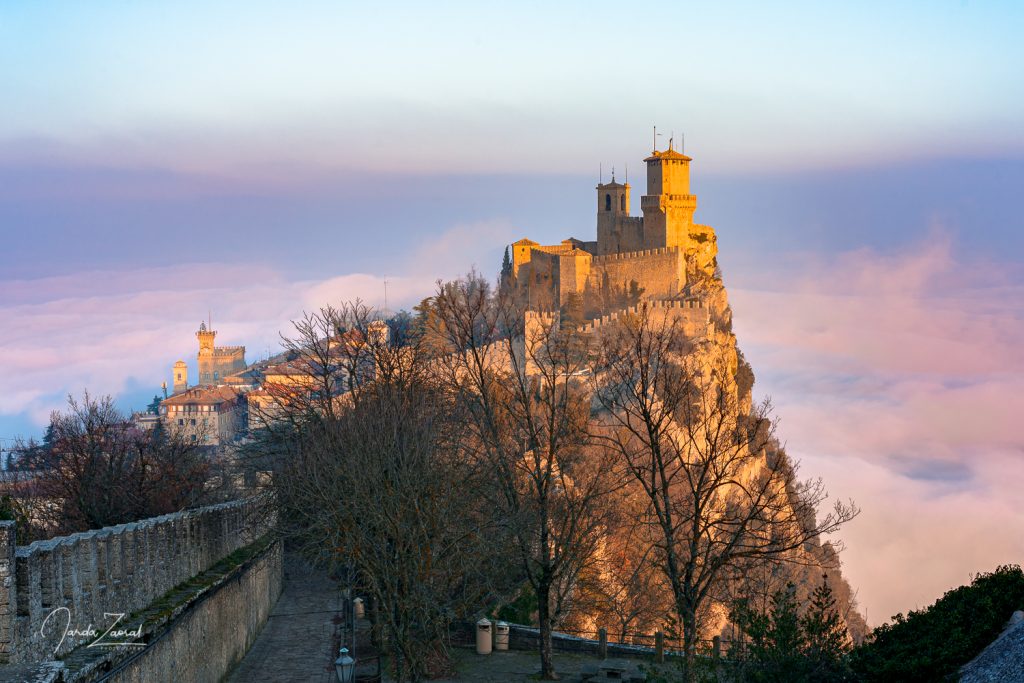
0,497,274,664
590,246,680,264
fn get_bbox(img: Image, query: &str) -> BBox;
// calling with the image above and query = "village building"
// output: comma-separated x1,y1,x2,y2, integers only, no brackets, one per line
160,385,247,445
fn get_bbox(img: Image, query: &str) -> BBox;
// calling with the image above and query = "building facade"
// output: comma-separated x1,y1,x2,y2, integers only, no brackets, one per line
160,385,246,446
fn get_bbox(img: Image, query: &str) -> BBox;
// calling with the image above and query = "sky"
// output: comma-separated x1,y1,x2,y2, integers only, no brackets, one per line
1,1,1022,627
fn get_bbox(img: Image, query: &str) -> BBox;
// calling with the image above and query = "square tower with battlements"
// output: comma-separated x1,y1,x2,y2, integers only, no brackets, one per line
195,321,246,385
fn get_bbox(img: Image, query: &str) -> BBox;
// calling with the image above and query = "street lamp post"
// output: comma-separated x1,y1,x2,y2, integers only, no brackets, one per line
335,646,355,683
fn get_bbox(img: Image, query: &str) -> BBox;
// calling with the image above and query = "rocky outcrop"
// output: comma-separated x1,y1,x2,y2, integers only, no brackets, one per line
961,610,1024,683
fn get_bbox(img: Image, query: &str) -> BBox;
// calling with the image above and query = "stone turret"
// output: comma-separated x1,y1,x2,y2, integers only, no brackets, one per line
641,147,698,250
173,359,188,394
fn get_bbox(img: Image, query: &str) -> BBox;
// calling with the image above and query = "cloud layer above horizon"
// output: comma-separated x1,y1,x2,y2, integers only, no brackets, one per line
3,224,1020,626
730,236,1024,624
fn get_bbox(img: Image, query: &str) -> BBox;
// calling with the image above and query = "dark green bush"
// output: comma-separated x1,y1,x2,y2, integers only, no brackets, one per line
850,565,1024,682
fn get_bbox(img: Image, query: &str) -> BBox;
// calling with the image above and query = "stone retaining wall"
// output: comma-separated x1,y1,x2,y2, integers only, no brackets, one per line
0,496,273,664
451,621,660,660
97,539,283,683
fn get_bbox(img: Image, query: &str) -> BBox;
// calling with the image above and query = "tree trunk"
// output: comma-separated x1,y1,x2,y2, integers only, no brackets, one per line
537,582,558,679
682,604,698,683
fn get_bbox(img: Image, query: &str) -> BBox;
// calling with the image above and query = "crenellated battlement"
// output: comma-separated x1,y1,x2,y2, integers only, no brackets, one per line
578,298,710,337
524,310,560,323
0,496,274,664
591,246,680,264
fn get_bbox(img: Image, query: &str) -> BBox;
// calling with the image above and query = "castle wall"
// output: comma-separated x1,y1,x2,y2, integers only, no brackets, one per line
0,497,273,665
95,540,282,683
596,214,644,255
588,247,686,300
580,298,712,340
198,347,246,385
560,251,592,303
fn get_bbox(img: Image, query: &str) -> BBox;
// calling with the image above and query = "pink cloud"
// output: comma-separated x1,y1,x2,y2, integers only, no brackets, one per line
729,235,1024,624
0,220,507,428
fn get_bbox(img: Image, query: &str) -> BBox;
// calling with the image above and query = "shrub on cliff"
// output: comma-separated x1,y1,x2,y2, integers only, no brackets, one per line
849,565,1024,681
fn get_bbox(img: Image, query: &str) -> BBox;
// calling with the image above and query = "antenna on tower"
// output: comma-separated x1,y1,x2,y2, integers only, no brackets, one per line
624,163,628,184
611,166,615,182
599,162,603,184
670,131,674,151
653,126,656,153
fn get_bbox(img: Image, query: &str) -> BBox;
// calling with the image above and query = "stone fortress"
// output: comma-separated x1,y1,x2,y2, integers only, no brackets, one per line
511,140,719,315
194,321,246,385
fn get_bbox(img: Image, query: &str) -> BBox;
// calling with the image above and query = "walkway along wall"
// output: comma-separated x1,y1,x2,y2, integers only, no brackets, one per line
0,496,275,666
88,537,282,683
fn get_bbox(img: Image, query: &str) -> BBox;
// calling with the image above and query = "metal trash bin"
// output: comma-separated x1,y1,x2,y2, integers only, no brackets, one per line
476,618,493,655
494,621,510,651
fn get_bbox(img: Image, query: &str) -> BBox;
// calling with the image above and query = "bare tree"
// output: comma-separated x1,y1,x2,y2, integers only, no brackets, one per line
590,305,858,681
253,303,514,682
432,274,622,680
11,392,212,537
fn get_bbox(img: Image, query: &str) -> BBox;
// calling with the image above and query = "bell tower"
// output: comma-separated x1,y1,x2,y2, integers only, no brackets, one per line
641,145,697,249
596,169,634,255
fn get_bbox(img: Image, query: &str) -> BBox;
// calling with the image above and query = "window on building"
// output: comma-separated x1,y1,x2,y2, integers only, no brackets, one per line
214,371,219,380
620,194,626,211
178,419,184,426
190,418,196,426
605,193,611,211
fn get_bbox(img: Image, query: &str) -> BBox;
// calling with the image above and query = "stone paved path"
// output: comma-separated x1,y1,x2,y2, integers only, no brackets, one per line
226,553,343,683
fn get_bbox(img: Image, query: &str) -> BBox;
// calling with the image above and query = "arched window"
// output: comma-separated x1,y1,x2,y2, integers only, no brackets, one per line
620,194,626,211
605,194,611,211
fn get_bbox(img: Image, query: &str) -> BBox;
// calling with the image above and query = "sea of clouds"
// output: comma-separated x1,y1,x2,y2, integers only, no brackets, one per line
1,225,1021,626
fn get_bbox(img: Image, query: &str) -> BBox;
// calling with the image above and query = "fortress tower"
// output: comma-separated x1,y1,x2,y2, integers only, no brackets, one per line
172,360,188,394
196,321,246,385
641,146,697,250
